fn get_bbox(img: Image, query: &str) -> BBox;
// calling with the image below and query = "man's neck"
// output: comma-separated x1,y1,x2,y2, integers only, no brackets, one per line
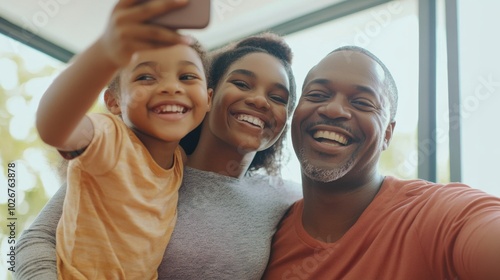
301,173,385,243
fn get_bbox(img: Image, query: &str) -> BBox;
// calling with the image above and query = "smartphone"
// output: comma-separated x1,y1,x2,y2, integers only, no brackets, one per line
150,0,211,29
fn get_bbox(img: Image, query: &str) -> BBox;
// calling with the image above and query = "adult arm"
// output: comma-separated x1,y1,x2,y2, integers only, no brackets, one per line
414,183,500,280
13,184,66,280
455,212,500,280
477,221,500,280
433,186,500,280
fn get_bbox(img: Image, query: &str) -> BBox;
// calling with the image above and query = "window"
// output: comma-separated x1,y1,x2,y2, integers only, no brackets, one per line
456,0,500,196
0,32,65,275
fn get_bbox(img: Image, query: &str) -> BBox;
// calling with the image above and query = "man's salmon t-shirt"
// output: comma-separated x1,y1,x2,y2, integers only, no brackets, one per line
263,176,500,280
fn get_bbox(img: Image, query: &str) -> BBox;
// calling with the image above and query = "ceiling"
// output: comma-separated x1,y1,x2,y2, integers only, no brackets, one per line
0,0,345,56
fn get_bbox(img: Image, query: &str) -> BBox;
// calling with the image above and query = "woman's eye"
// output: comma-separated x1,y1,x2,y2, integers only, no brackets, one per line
270,94,288,105
232,80,250,90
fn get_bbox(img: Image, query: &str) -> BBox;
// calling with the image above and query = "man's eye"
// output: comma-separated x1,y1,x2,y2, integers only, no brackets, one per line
304,91,329,101
352,99,374,106
352,99,376,110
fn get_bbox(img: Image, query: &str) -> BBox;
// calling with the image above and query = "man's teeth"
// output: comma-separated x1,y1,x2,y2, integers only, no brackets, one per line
153,104,187,114
236,114,265,129
313,130,348,145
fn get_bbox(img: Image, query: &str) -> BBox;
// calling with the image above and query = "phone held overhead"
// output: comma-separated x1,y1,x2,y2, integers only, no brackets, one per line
151,0,211,29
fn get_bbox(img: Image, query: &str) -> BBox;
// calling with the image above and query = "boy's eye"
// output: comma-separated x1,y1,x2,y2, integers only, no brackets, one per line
180,73,200,80
136,74,155,81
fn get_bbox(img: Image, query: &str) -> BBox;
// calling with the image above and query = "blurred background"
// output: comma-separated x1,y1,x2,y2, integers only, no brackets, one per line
1,0,499,278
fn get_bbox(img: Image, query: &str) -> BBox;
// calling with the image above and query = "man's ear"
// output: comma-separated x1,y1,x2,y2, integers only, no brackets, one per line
382,121,396,150
104,89,121,115
206,88,213,112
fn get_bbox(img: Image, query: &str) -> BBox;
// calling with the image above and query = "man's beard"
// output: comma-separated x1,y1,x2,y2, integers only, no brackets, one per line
297,148,355,183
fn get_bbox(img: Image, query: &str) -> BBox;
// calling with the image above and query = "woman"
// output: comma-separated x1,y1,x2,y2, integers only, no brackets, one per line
14,7,300,280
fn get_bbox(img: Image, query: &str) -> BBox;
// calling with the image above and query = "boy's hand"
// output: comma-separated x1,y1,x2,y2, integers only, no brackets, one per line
99,0,193,67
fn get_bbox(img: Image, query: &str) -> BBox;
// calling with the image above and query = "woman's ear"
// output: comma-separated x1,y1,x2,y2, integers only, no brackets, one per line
206,88,213,112
104,89,121,115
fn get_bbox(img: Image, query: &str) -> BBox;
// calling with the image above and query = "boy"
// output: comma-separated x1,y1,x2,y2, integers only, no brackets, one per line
35,0,212,278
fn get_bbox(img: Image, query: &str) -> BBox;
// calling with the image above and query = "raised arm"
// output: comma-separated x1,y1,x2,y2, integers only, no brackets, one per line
13,184,66,280
36,0,192,151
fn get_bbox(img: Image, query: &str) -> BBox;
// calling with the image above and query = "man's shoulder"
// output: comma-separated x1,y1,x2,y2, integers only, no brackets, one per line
384,176,471,191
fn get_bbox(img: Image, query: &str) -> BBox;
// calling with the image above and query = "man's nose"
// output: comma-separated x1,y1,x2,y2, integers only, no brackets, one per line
318,95,352,120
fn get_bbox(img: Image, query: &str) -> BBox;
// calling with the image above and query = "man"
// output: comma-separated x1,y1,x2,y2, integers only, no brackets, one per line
263,46,500,280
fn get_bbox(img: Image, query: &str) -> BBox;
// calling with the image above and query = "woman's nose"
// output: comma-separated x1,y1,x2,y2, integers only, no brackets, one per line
245,90,270,110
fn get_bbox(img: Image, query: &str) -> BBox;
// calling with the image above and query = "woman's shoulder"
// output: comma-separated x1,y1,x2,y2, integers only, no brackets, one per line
247,174,302,201
279,178,303,202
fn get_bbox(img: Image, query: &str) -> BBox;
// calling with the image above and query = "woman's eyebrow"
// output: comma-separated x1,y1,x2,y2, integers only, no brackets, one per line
273,82,290,95
227,68,289,95
227,69,256,78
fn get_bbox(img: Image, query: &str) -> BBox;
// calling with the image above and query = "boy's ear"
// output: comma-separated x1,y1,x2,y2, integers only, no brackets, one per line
104,89,121,115
206,88,213,112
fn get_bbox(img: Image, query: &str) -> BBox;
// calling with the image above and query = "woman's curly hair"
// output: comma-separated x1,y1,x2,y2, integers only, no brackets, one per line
180,32,296,176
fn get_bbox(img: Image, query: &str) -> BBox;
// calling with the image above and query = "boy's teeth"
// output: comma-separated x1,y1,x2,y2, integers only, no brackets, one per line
236,114,264,128
313,130,348,145
154,104,186,114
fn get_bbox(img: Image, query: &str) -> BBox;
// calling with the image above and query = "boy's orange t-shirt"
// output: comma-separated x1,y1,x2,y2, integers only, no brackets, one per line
263,176,500,280
56,114,183,279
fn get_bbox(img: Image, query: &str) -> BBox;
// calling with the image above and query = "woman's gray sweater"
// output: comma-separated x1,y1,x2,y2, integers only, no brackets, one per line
14,167,301,279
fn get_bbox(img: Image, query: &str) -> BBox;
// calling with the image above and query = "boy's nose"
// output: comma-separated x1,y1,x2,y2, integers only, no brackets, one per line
160,78,182,95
